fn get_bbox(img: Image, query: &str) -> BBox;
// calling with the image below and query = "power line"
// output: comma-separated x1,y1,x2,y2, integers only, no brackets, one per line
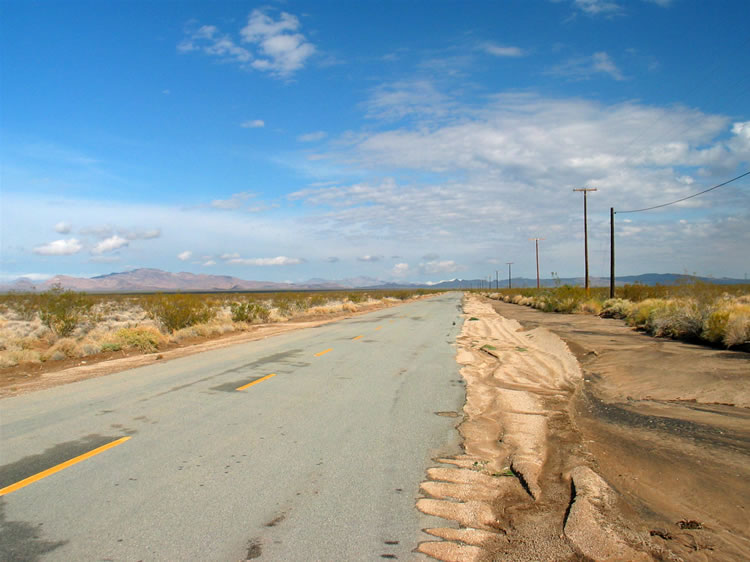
616,171,749,214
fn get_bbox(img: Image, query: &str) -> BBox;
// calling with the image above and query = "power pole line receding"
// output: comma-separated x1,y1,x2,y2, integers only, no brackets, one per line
506,262,513,289
529,238,544,289
573,188,597,293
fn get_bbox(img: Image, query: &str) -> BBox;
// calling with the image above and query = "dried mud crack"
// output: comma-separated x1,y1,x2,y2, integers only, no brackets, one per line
417,295,650,561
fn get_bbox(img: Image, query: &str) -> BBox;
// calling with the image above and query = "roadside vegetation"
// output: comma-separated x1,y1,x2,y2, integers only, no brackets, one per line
0,287,434,368
478,282,750,349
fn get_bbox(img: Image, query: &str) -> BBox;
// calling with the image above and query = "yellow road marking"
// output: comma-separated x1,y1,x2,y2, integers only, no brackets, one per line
352,335,363,340
0,436,131,497
375,326,383,331
314,348,333,357
236,373,276,391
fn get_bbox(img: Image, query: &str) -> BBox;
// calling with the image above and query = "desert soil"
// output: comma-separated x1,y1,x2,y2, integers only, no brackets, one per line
418,294,749,561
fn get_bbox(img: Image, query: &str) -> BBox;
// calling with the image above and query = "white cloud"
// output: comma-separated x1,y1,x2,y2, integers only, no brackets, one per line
363,80,455,121
91,235,129,254
55,221,72,234
181,10,315,78
547,51,625,81
297,131,327,142
220,252,240,260
80,225,114,238
391,262,410,277
572,0,622,15
178,251,193,261
481,43,525,57
178,24,252,64
419,260,461,275
241,119,265,128
241,10,315,76
227,256,303,266
123,228,161,240
202,260,216,266
357,255,383,262
210,192,255,210
33,238,83,256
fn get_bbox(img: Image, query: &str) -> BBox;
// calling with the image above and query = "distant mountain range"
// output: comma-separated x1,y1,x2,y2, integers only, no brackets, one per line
0,268,746,293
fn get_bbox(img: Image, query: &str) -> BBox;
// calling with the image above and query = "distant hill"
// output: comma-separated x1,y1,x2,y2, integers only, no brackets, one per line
0,269,746,293
422,273,748,289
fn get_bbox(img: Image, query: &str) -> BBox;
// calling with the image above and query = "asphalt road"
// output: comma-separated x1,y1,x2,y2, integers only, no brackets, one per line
0,293,466,561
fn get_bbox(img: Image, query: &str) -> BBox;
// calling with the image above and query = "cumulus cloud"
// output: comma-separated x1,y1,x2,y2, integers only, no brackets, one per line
357,255,383,262
241,119,265,128
91,235,129,254
227,256,303,266
33,238,83,256
391,262,410,277
178,251,193,261
202,260,216,266
240,10,315,76
178,9,314,77
55,221,72,234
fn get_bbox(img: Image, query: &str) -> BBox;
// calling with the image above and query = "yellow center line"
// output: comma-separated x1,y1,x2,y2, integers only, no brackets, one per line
314,348,333,357
352,335,363,341
236,373,276,391
0,436,132,497
375,326,383,331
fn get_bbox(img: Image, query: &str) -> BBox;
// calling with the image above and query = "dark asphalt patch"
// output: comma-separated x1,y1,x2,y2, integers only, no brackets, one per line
0,500,67,561
0,434,128,490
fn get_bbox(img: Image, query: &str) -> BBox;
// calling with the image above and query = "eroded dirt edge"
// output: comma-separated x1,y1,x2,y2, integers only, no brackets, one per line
416,294,653,561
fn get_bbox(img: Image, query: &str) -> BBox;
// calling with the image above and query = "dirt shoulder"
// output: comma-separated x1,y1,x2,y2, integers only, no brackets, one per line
0,298,420,399
485,298,750,561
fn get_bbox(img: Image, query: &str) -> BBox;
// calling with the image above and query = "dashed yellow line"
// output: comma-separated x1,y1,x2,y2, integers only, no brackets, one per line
236,373,276,391
0,436,132,497
352,335,363,341
314,348,333,357
375,326,383,331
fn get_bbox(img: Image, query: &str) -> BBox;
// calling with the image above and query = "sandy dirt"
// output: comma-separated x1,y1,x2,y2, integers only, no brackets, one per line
0,299,414,398
418,294,750,561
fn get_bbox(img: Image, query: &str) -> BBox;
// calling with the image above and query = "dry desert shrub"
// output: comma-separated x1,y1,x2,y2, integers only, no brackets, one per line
230,300,271,323
0,349,42,368
38,287,93,337
142,294,216,333
649,299,705,339
703,301,750,347
102,326,167,353
577,299,603,315
600,298,633,319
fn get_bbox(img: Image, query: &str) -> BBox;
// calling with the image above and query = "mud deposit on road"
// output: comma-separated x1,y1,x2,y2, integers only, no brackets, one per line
470,297,750,561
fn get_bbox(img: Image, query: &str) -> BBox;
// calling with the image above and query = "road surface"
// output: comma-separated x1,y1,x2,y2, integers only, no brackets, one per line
1,293,465,561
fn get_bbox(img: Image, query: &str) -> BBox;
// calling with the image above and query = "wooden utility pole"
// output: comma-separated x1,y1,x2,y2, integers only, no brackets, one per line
495,270,499,290
506,262,513,289
529,238,544,289
573,188,597,294
610,207,615,299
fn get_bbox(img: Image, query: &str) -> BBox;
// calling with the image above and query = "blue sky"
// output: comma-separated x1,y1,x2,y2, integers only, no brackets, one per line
2,0,749,284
